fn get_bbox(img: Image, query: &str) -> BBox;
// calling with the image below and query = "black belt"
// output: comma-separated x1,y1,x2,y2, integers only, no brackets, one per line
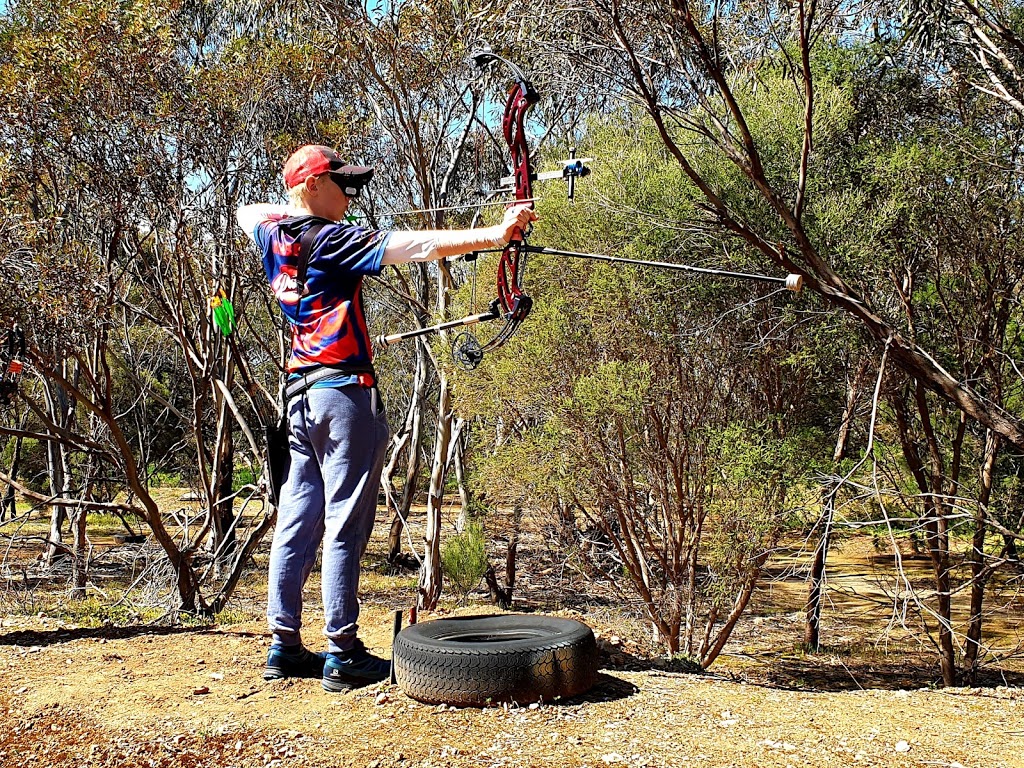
283,364,375,402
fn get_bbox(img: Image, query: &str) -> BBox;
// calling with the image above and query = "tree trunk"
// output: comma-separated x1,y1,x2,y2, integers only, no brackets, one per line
2,426,25,521
484,502,522,609
42,396,66,566
418,369,451,610
46,440,74,568
388,344,426,564
930,542,957,686
211,420,236,574
70,504,88,597
506,502,521,597
701,566,764,667
453,422,470,532
964,429,1000,685
805,357,867,649
891,384,958,686
803,491,834,650
1004,535,1023,572
45,505,67,565
918,386,959,687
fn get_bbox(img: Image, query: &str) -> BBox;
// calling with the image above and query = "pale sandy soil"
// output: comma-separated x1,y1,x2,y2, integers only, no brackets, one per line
0,605,1021,768
1,507,1022,768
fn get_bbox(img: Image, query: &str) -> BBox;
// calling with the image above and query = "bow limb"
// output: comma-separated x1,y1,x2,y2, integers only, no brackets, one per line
472,50,539,350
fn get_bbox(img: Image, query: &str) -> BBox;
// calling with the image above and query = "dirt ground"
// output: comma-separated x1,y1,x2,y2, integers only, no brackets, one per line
1,521,1023,767
1,609,1021,768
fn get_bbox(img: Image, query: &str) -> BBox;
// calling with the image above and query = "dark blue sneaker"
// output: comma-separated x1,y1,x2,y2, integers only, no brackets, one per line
263,644,327,681
322,640,391,692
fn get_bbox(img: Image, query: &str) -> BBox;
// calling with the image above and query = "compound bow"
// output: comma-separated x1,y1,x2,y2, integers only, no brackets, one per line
448,50,539,369
376,51,802,369
376,50,590,368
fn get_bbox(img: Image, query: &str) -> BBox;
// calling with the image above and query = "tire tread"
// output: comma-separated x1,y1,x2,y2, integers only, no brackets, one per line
393,615,598,707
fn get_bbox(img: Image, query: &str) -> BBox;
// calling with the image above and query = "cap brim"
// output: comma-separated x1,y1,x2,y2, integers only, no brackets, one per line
331,163,374,184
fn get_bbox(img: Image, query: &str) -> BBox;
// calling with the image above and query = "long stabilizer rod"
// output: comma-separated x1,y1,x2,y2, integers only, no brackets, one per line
517,245,804,292
378,246,803,350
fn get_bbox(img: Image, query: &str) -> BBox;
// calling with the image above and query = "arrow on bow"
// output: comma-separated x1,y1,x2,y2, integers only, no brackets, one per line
376,51,803,369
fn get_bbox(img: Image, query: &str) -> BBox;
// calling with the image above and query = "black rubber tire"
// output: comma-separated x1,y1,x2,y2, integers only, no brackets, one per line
393,614,598,707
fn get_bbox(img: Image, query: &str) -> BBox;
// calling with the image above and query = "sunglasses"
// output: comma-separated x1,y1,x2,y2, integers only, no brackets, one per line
326,172,362,198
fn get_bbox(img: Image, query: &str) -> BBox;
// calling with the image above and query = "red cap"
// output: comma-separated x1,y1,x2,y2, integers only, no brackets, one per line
282,145,374,190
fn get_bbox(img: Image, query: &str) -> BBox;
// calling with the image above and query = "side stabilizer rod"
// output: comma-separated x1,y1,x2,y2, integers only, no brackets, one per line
376,303,502,349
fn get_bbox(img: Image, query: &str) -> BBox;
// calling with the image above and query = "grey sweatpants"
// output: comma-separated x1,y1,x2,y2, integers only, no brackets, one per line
266,385,389,653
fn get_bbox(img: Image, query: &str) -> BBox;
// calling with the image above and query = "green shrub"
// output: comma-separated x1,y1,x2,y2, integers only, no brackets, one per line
232,467,256,492
149,469,182,488
441,521,489,600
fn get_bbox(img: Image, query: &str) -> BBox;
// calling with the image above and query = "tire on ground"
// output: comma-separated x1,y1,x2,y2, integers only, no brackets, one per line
393,614,599,707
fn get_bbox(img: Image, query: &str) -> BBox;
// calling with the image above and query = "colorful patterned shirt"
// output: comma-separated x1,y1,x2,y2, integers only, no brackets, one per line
251,214,390,379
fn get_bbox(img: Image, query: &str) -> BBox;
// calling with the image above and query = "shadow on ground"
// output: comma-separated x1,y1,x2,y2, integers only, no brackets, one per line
751,654,1024,691
572,672,640,704
0,623,262,648
596,644,1024,694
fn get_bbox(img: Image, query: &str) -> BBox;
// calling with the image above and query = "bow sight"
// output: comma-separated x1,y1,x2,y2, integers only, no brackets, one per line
498,148,592,202
0,325,25,407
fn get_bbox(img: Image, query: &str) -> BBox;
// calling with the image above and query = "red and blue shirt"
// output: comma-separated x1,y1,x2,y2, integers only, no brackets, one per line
252,214,390,378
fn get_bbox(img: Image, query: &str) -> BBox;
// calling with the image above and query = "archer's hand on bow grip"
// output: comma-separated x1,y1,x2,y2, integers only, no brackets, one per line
497,203,537,245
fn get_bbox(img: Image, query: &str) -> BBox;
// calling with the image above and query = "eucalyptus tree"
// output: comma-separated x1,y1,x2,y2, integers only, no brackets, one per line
867,117,1024,685
531,0,1024,449
0,0,208,606
451,114,839,658
525,0,1024,683
0,0,366,613
903,0,1024,116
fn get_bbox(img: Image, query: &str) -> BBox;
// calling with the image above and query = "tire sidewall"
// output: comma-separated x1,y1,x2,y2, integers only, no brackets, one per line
393,614,598,707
